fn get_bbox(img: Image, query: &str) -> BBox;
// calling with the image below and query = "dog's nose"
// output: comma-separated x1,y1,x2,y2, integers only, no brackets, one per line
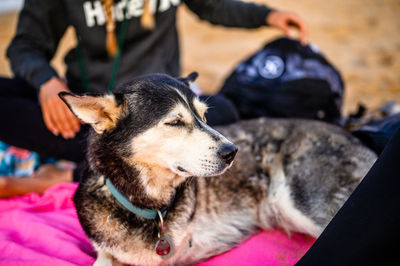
217,144,238,165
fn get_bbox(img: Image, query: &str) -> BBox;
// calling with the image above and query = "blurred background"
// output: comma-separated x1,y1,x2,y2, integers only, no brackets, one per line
0,0,399,115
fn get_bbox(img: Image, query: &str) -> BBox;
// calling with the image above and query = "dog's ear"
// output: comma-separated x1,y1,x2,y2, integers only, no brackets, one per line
178,72,198,87
59,92,123,134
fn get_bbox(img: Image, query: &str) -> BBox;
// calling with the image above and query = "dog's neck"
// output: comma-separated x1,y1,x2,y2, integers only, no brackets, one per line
133,162,187,204
89,146,184,210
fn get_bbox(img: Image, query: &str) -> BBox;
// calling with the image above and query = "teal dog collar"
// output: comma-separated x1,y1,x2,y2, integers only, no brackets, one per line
105,178,158,220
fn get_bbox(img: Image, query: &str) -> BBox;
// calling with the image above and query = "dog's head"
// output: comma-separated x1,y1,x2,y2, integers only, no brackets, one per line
60,73,237,180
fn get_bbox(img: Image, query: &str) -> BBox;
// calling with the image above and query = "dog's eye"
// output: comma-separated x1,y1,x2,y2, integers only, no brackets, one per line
165,120,185,127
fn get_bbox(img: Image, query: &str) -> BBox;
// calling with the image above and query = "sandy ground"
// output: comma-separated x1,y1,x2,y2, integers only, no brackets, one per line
0,0,399,115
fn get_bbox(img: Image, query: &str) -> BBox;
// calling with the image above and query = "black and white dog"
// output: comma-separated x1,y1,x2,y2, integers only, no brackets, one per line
60,73,376,265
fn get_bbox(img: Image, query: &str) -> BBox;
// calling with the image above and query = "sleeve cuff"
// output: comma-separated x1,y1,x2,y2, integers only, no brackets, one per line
253,5,273,26
30,64,59,92
264,8,276,26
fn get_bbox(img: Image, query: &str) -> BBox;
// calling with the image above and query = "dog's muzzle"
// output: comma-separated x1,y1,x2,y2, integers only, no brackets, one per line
217,144,238,165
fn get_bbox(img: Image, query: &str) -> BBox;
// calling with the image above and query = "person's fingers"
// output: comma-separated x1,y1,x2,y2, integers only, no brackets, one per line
267,11,309,45
41,103,59,136
38,77,79,138
287,14,309,45
48,102,68,138
61,104,81,138
299,22,309,45
54,82,80,135
277,20,295,39
67,113,81,133
43,99,73,138
49,100,74,139
63,105,81,135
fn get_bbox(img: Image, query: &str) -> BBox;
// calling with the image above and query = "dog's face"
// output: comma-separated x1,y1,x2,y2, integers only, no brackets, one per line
60,73,237,180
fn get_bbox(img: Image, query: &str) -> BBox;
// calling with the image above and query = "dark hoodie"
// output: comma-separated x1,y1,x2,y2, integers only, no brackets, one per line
7,0,272,94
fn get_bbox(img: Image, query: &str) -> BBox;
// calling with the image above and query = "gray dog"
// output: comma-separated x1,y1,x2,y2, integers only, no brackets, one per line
60,73,376,265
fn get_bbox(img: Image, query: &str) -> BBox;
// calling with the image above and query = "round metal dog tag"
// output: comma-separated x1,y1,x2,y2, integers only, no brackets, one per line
155,235,175,259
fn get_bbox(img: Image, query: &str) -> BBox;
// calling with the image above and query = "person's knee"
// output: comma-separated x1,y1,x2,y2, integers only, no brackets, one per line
0,77,36,98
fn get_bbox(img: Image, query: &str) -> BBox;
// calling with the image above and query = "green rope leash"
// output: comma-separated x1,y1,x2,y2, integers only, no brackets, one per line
75,37,90,93
75,2,130,93
107,12,129,92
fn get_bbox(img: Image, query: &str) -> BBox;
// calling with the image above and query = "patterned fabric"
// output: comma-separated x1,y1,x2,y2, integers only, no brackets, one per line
0,141,54,177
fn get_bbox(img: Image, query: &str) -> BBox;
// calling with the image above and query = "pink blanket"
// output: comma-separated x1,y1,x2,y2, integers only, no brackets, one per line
0,183,314,265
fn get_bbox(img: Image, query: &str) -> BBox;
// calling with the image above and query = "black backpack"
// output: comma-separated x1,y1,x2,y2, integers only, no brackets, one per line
219,37,344,125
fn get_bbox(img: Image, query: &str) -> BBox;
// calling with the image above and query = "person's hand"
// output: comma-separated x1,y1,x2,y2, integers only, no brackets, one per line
267,10,308,45
39,77,81,139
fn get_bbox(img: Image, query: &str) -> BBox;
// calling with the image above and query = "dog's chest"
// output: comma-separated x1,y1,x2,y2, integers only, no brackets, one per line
86,205,193,265
88,188,260,265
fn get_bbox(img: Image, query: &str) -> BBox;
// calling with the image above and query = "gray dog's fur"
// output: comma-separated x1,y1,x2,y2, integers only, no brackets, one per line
60,73,376,265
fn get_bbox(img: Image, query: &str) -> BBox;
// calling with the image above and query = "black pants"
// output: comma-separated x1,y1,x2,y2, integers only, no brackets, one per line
297,128,400,265
0,77,239,181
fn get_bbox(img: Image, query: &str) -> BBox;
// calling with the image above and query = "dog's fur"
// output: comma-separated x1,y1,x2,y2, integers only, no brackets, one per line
60,73,377,266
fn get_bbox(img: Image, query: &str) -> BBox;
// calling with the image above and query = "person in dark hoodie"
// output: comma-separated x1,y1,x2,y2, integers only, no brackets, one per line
0,0,308,197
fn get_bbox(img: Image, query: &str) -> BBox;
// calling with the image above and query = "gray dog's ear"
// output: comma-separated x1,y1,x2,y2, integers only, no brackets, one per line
178,72,198,87
59,92,123,134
